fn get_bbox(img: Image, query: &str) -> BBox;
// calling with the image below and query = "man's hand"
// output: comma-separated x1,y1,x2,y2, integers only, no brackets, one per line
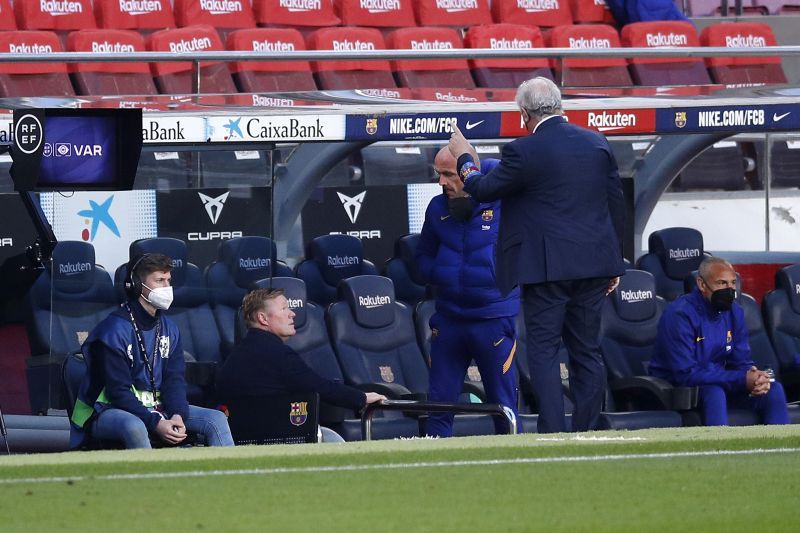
155,417,187,445
606,276,620,295
746,366,771,396
170,414,187,436
447,124,479,169
365,392,387,404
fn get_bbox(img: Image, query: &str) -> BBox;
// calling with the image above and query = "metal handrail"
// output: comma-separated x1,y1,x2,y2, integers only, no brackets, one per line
361,399,517,441
0,46,799,64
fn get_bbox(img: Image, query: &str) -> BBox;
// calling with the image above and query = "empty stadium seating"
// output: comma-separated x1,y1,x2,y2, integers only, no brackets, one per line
413,0,492,27
464,24,554,88
569,0,616,24
758,139,800,189
295,234,379,307
762,264,800,399
335,0,417,29
175,0,256,42
67,29,158,96
387,27,476,89
492,0,574,29
26,241,118,414
0,0,16,30
226,28,317,92
205,236,293,356
384,233,427,306
637,227,706,301
253,0,341,29
549,24,632,87
148,25,237,94
14,0,96,47
307,27,397,90
94,0,176,33
675,141,748,191
700,22,787,85
0,31,75,97
621,21,711,86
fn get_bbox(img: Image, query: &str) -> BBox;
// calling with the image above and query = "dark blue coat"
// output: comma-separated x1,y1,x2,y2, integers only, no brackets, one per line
649,287,753,391
416,159,520,320
462,116,625,295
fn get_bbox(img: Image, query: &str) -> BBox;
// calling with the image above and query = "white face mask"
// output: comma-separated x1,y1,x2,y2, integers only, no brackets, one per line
143,284,174,311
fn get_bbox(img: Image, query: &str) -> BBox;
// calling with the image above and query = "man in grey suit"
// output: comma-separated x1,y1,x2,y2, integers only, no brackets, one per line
448,77,625,433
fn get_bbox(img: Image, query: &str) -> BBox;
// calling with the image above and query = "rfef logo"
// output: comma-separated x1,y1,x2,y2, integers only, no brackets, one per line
14,114,43,155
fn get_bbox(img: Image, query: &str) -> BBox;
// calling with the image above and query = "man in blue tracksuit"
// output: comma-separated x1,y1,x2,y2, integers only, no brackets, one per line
416,146,520,437
649,256,788,425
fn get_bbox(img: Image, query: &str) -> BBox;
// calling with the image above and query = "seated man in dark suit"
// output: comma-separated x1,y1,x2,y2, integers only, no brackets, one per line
215,288,386,442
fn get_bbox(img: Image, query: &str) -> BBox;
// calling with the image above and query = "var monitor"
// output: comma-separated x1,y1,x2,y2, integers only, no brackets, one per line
10,108,142,192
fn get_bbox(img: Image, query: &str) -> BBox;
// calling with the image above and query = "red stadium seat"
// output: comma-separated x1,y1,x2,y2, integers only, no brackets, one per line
148,25,237,94
335,0,416,29
549,24,631,87
174,0,256,41
491,0,573,30
95,0,176,33
0,31,75,97
700,22,787,85
621,21,711,86
67,29,158,96
387,27,475,89
253,0,341,29
569,0,616,24
464,24,553,88
307,27,397,90
753,0,800,14
15,0,95,47
413,0,492,27
0,0,17,31
227,28,317,92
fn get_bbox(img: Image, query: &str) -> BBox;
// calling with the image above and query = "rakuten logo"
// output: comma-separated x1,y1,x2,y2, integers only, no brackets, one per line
252,40,295,52
239,257,269,269
587,111,637,131
410,40,453,50
171,258,184,269
489,38,533,49
59,262,92,275
286,298,304,309
119,0,163,15
435,92,478,102
568,36,611,48
9,43,54,54
199,0,243,14
327,255,360,268
796,283,800,295
252,94,295,107
41,0,83,15
169,37,213,53
359,88,401,98
725,34,767,48
332,40,375,51
620,289,653,303
435,0,478,11
668,248,700,260
645,33,688,47
92,41,136,53
358,294,391,308
517,0,559,11
279,0,321,11
360,0,401,12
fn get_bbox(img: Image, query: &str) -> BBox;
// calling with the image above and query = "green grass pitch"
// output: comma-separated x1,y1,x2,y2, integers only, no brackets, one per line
1,425,799,532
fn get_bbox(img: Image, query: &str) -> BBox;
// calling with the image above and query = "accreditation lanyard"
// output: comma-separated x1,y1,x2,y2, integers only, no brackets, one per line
124,303,162,407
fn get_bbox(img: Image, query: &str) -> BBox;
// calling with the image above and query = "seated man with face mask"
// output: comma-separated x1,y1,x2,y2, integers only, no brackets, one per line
69,253,234,449
649,256,789,426
415,147,520,437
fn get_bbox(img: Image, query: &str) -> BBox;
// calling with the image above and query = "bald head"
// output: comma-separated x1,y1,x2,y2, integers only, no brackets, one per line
434,146,464,198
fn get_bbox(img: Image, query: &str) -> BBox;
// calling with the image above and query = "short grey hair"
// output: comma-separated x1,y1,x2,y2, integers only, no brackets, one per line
515,77,563,121
698,256,734,279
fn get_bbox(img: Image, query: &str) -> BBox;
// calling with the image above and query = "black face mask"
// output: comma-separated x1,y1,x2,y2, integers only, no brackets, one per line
709,287,736,312
447,196,474,222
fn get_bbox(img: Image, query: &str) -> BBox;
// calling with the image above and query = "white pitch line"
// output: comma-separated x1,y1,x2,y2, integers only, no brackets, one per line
2,447,799,485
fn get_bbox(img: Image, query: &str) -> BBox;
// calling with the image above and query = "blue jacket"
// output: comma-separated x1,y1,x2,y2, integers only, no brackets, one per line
649,287,753,391
462,116,625,295
416,159,520,320
605,0,691,26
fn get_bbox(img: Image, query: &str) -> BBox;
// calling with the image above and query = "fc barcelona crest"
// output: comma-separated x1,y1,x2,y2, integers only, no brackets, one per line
365,118,378,135
290,401,308,426
726,330,732,344
674,112,687,129
481,209,493,222
379,365,395,383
